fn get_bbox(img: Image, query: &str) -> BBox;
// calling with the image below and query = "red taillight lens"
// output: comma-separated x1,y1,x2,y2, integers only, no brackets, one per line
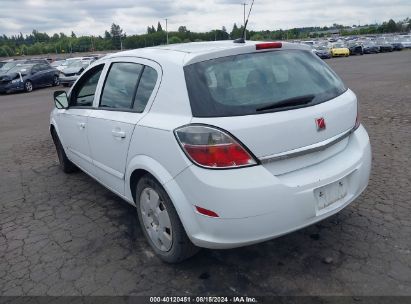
256,42,282,50
174,125,257,169
195,206,219,217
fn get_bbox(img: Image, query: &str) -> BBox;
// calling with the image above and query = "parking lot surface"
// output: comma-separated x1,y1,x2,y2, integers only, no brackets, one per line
0,51,410,296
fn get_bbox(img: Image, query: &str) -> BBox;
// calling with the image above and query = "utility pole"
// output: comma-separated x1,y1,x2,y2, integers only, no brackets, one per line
242,2,247,40
165,18,169,45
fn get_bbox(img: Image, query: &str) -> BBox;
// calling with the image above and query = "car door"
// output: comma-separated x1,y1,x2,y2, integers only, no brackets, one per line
30,65,44,87
35,64,50,86
54,64,105,173
41,63,55,85
87,58,160,195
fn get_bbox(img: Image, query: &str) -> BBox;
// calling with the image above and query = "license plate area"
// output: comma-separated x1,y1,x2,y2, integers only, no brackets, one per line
314,177,348,211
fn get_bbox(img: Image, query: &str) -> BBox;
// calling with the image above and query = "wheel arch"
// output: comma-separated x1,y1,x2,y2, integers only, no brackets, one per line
49,120,66,148
126,155,198,241
126,155,175,205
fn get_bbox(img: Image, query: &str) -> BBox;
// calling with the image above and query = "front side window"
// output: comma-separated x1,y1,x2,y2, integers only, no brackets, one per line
184,50,346,117
70,64,104,107
100,62,143,109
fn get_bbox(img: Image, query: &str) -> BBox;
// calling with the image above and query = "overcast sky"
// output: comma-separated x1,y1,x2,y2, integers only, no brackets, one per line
0,0,410,36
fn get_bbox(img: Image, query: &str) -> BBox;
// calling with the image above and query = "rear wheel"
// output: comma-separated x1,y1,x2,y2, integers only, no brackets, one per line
24,81,33,92
135,174,199,263
51,129,77,173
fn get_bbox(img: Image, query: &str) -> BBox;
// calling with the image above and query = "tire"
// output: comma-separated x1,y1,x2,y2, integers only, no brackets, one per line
52,75,60,86
24,80,33,92
51,129,77,173
135,174,199,263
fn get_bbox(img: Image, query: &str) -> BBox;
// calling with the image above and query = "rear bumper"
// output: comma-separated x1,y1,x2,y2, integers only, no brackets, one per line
168,125,371,249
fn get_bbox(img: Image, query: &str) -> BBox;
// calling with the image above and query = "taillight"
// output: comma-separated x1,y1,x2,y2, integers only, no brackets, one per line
256,42,282,50
174,125,257,169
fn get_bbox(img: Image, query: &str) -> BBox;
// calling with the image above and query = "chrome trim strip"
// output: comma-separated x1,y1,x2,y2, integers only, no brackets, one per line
259,127,356,163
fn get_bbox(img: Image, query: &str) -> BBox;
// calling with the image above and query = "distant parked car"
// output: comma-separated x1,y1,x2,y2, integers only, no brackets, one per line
0,63,59,94
348,43,364,55
398,37,411,48
59,59,94,87
329,43,350,57
313,46,331,59
375,41,393,52
0,59,49,75
363,42,380,54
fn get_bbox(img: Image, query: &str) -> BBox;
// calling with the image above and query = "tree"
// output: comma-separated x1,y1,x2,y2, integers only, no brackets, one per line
169,36,182,44
71,31,76,38
104,30,111,39
386,19,398,32
157,22,163,32
178,26,188,33
147,26,156,34
230,23,244,39
110,23,125,49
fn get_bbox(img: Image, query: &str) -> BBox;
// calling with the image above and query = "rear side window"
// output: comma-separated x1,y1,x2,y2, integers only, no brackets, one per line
100,62,143,109
133,66,158,112
184,50,346,117
100,63,158,111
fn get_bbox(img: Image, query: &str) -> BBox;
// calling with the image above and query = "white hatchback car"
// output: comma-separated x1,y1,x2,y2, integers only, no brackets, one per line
50,41,371,263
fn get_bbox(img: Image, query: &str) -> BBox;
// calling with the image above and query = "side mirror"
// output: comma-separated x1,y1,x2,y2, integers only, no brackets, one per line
54,90,69,109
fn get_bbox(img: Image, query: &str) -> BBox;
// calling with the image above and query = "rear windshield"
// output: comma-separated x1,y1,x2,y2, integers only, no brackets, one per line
184,50,346,117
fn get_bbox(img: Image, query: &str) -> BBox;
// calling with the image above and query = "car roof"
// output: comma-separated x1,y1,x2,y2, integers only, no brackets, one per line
104,40,310,67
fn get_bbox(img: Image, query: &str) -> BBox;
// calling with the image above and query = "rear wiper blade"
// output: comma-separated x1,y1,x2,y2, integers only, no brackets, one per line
256,94,315,112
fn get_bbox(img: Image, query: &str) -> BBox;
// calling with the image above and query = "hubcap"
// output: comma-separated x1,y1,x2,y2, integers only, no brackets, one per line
139,187,173,252
54,76,59,85
26,82,32,91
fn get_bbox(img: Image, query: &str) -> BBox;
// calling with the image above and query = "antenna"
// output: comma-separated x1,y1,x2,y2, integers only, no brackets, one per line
234,0,255,43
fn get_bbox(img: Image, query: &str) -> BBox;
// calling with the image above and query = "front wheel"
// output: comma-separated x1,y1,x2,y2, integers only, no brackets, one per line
136,175,199,263
24,80,33,92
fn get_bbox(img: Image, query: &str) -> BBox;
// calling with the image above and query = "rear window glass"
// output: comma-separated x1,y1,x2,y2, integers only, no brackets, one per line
184,50,346,117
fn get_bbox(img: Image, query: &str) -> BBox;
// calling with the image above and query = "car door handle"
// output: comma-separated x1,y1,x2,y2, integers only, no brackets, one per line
77,122,86,129
112,130,126,139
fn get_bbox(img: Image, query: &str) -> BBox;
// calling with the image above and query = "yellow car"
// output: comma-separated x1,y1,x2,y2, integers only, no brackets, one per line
330,43,350,57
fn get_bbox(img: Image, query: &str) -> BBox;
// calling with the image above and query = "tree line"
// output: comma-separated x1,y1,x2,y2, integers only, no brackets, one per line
0,18,409,57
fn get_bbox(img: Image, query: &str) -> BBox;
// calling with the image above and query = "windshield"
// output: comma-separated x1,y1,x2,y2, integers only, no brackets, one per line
333,43,345,48
51,60,64,67
184,50,346,117
8,64,33,75
0,62,17,72
67,60,90,68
